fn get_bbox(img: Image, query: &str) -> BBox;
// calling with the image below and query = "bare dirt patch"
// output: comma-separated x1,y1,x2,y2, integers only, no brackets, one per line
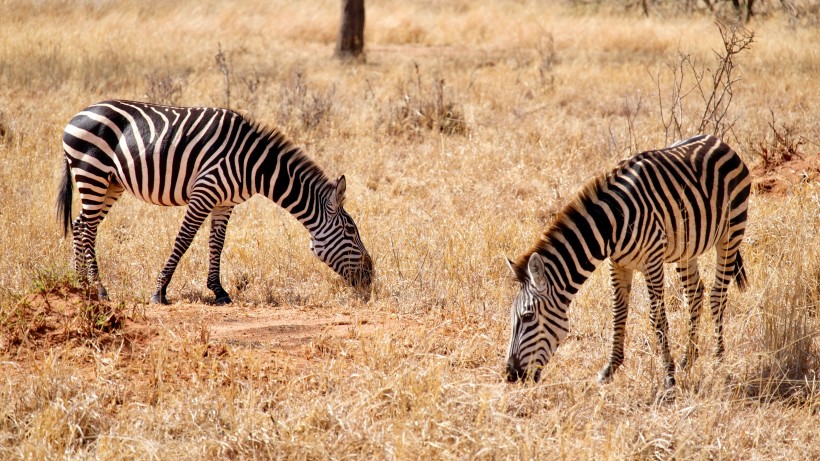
751,153,820,195
0,285,142,353
3,285,415,366
146,302,410,351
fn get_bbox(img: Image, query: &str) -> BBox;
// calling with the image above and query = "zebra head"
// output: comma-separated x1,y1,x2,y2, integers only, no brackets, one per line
310,175,373,298
505,252,569,383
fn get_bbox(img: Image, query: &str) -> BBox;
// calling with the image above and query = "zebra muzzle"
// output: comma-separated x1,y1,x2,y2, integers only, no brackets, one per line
506,358,542,383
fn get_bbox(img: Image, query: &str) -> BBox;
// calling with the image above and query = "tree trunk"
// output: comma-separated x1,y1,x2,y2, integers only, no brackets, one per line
336,0,365,59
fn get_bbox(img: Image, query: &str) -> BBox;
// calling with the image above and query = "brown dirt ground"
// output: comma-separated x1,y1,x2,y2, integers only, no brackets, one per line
751,153,820,195
149,302,408,351
2,285,417,373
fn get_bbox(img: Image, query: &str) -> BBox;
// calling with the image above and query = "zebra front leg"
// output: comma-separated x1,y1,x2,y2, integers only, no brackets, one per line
151,197,214,305
207,206,234,305
598,263,633,384
677,259,705,370
645,260,676,389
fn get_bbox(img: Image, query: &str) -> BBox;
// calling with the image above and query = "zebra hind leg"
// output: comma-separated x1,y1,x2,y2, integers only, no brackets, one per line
710,237,744,360
598,263,633,384
71,216,103,299
80,183,124,302
206,206,234,305
71,216,87,280
79,217,109,301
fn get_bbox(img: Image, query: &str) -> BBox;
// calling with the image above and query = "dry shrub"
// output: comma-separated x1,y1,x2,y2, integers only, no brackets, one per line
277,71,335,133
746,110,819,195
653,20,754,144
383,62,467,138
144,70,188,106
212,43,268,115
750,109,808,171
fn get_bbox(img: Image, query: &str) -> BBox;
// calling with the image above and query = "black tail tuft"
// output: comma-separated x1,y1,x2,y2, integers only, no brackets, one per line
56,159,73,237
732,252,748,292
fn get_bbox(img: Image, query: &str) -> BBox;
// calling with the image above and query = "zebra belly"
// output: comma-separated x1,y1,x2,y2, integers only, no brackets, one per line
109,165,193,207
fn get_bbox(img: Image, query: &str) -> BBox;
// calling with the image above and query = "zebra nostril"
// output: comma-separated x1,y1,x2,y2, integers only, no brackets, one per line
506,367,517,383
506,359,522,383
355,254,373,289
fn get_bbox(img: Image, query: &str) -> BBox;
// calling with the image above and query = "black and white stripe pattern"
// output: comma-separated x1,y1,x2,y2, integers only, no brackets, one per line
505,135,751,388
57,100,372,304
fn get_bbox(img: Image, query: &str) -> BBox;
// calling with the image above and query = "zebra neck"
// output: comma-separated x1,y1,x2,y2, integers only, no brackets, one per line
255,136,332,234
537,191,615,301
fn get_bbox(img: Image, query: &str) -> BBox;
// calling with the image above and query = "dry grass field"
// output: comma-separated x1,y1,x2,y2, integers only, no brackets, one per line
1,0,819,459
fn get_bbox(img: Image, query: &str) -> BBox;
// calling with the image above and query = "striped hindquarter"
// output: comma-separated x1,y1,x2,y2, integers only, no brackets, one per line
506,135,751,388
56,100,372,304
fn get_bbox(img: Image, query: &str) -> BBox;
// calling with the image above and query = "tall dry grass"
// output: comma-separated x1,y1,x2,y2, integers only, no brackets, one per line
1,0,818,459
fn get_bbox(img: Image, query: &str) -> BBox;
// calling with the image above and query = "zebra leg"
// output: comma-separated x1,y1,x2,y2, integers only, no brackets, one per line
151,194,215,305
81,218,107,300
78,183,125,301
710,236,740,359
598,263,633,384
677,258,705,370
644,260,676,389
71,216,87,279
206,205,234,305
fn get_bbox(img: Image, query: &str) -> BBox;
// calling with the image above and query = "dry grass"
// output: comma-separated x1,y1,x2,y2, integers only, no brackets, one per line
1,0,818,459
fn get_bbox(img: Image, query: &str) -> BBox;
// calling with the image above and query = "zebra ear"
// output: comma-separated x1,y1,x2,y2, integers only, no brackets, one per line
527,253,548,291
332,175,347,210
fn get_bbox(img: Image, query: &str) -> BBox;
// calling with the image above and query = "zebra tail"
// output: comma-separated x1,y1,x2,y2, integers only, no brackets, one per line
56,159,73,238
732,252,748,292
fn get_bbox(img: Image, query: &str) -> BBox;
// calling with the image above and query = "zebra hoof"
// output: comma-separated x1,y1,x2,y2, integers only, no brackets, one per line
150,294,170,305
214,295,232,305
597,366,614,384
664,375,676,389
97,288,109,302
679,348,698,370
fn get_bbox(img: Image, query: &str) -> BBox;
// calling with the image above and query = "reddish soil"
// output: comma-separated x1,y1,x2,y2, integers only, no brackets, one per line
2,285,414,366
751,153,820,195
148,302,404,351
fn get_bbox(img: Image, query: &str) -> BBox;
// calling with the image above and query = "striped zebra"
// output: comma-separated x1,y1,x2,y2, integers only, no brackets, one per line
56,100,373,305
505,135,751,388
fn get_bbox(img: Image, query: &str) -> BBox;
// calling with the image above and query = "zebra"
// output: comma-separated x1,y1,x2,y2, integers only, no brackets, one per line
56,99,373,305
505,135,751,388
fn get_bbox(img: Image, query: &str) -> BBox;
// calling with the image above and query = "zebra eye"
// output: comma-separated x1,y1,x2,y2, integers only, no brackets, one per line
521,311,535,322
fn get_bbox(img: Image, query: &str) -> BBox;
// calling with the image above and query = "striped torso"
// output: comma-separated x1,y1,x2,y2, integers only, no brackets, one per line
63,100,312,210
599,135,750,269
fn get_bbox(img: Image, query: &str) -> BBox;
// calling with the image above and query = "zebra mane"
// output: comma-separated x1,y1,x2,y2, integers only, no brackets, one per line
242,115,333,186
510,173,609,284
